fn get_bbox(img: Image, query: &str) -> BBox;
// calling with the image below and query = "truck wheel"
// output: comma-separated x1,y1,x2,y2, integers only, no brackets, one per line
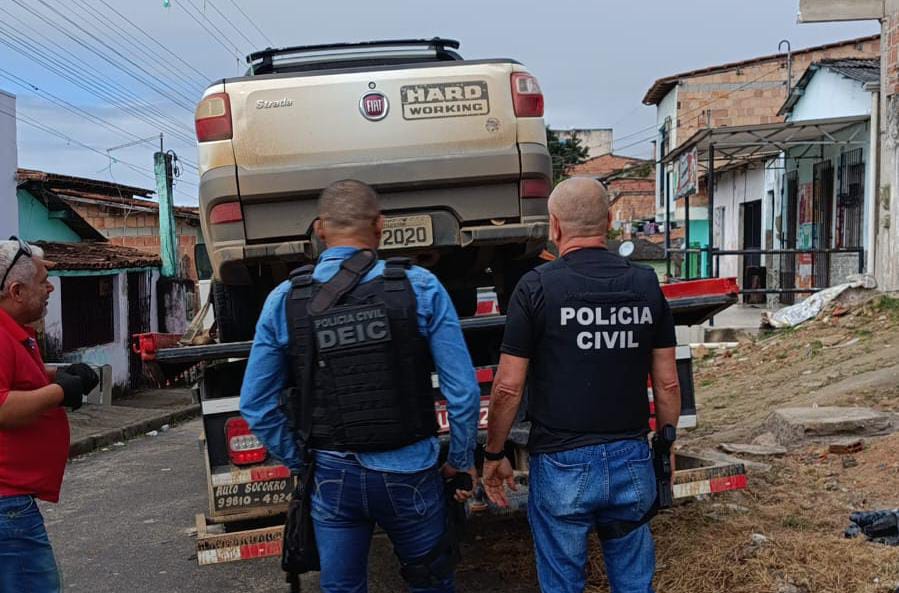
211,281,257,343
448,288,477,318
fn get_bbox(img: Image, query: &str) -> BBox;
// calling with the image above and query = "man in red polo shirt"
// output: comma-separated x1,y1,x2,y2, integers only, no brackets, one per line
0,237,98,593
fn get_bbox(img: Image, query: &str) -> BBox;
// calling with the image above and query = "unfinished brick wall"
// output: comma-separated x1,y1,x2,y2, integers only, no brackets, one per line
609,178,656,229
674,37,881,147
69,202,201,282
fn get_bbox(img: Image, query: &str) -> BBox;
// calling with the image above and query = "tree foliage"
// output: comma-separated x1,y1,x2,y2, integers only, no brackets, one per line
546,127,590,185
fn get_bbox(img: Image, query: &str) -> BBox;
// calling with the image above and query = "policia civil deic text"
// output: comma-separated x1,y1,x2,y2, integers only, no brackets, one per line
239,180,481,593
482,177,682,593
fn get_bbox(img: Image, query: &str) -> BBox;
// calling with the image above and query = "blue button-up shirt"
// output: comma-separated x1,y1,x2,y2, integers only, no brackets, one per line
240,246,480,474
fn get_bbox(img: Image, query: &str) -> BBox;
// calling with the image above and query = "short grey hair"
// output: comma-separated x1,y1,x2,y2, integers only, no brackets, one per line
548,177,609,237
0,240,45,298
318,180,381,232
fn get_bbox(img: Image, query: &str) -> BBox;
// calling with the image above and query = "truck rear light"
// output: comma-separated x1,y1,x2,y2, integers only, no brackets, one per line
511,73,544,117
209,202,243,224
195,92,233,142
520,177,550,199
225,417,267,465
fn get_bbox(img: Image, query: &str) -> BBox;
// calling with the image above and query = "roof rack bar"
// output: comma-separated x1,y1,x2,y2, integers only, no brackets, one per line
246,38,461,64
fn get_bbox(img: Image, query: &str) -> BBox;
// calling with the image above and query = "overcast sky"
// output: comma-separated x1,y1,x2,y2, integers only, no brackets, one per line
1,0,878,204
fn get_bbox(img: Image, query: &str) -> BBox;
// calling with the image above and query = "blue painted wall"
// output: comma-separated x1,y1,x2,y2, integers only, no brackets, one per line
17,189,81,243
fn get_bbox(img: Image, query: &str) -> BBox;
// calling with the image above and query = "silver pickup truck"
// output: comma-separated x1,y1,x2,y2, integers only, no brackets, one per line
194,38,551,341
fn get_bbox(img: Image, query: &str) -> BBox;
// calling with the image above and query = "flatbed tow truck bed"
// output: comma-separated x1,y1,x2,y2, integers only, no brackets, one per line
137,277,747,565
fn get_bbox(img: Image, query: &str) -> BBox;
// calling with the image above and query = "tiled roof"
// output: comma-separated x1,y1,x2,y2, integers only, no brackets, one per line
36,241,161,271
779,58,880,116
567,154,652,179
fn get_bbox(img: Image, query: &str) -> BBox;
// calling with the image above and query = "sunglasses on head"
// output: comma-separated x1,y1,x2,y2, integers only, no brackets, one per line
0,236,34,292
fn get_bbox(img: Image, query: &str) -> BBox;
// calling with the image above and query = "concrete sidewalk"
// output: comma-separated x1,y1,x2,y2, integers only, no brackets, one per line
68,388,200,458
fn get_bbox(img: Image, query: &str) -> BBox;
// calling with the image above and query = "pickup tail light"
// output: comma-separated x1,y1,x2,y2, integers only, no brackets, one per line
209,202,243,224
511,73,544,118
225,417,267,465
196,92,233,142
520,177,550,200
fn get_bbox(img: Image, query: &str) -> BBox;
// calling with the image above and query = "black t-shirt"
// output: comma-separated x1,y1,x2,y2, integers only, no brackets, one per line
500,248,677,454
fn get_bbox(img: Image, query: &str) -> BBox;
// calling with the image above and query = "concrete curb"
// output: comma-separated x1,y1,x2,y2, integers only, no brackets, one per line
68,404,201,459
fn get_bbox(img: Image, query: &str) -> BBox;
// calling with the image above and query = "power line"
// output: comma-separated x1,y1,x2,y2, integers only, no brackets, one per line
204,0,259,51
0,68,197,173
612,63,786,153
64,0,207,100
173,0,245,62
0,105,197,189
12,0,197,112
0,14,196,144
226,0,273,47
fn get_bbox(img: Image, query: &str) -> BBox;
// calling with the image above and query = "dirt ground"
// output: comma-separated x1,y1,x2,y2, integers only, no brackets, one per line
465,294,899,593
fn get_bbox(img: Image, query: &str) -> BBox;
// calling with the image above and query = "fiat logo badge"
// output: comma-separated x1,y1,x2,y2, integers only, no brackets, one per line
359,91,389,121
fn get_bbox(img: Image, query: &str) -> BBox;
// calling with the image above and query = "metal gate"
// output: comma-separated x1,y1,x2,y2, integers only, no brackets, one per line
812,161,834,290
837,148,864,249
780,170,799,305
127,271,152,390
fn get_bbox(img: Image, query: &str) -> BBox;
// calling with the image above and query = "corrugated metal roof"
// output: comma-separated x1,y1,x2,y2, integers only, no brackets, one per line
779,58,880,116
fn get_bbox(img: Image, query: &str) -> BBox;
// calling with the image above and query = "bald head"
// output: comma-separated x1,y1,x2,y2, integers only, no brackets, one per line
318,179,381,234
548,177,609,239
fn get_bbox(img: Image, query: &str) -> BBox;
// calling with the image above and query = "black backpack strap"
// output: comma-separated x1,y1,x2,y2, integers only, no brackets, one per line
307,249,377,314
286,264,317,446
383,257,411,292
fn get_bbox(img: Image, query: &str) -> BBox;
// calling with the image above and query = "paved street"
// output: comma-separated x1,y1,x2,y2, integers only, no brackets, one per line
44,419,538,593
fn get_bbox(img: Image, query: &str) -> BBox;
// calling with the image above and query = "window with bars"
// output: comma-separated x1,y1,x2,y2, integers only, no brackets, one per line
837,148,864,249
62,275,115,351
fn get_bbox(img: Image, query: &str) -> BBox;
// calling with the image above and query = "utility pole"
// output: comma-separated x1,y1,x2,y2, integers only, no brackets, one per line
154,133,179,278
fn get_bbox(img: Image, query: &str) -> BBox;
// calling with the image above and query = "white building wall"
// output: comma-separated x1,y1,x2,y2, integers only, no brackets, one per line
712,166,767,281
789,68,872,121
0,91,17,239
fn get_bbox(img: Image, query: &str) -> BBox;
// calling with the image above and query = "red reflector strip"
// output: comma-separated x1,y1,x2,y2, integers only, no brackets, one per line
210,202,243,224
520,178,550,199
250,466,292,481
710,474,748,493
239,541,282,560
475,368,495,384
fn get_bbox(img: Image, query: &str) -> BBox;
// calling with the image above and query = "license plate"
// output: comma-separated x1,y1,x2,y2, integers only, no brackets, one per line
380,215,433,249
211,478,293,513
435,396,490,434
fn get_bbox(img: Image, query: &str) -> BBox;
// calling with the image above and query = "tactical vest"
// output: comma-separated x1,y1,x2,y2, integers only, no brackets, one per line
286,250,438,453
527,256,658,436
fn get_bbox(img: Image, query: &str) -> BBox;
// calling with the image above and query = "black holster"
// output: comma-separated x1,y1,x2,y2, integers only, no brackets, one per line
281,459,319,593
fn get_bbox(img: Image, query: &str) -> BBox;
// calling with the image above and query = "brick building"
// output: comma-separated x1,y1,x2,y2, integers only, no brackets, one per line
645,35,880,275
17,169,203,281
568,154,657,239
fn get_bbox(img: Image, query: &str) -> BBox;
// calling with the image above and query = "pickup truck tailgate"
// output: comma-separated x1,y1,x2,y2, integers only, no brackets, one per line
226,62,523,240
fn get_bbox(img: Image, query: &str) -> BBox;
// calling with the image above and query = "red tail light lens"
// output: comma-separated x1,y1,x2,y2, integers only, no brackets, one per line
195,92,233,142
511,73,544,117
520,177,550,199
225,417,267,465
209,202,243,224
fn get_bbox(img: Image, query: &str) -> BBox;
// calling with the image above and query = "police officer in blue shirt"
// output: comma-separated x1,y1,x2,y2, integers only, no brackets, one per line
240,180,480,593
482,177,681,593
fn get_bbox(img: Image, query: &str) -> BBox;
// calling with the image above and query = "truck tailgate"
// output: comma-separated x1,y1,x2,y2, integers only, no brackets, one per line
226,62,522,241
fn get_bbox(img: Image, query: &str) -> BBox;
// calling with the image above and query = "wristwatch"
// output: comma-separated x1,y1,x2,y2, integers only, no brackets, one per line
483,448,506,461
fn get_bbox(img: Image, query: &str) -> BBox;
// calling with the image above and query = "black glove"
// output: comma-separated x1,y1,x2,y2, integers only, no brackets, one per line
54,371,85,410
62,363,100,395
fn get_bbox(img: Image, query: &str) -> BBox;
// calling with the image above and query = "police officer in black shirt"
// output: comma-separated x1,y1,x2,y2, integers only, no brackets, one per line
483,177,681,593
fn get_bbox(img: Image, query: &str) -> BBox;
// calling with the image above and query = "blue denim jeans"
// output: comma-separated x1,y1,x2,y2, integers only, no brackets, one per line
311,453,452,593
0,495,61,593
528,440,657,593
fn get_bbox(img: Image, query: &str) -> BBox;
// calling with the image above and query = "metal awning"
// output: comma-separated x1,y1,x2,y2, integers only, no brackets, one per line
663,115,869,169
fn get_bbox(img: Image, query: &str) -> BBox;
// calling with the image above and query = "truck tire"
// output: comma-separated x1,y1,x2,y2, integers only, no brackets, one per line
211,281,257,343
